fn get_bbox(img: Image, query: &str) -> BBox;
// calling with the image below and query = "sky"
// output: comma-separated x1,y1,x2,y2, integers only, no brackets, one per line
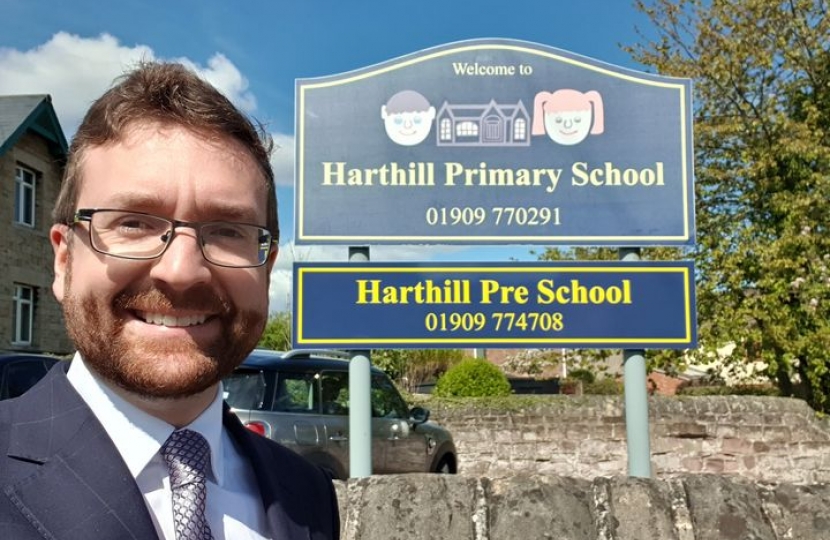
0,0,657,313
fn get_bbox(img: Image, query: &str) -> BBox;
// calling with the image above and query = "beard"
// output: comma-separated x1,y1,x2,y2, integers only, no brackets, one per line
61,274,265,399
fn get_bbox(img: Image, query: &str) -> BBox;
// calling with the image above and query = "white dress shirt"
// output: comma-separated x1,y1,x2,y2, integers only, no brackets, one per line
67,353,270,540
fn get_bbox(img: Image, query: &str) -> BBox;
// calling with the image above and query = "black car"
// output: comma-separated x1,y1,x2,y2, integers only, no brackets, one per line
0,353,60,400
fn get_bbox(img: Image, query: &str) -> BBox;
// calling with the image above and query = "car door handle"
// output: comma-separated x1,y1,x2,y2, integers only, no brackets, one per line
329,435,348,442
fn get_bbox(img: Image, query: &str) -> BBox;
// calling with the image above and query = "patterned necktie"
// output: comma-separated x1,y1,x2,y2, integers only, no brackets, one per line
160,429,214,540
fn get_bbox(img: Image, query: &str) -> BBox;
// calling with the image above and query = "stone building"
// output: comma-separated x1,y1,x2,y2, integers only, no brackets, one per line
0,94,71,354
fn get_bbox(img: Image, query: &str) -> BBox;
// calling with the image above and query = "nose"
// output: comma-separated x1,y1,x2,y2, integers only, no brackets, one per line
148,228,212,289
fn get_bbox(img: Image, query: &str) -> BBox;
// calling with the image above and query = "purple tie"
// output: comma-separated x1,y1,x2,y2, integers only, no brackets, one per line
161,429,214,540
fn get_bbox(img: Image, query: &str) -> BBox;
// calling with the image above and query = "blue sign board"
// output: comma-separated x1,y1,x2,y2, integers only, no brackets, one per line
293,261,697,349
295,38,695,245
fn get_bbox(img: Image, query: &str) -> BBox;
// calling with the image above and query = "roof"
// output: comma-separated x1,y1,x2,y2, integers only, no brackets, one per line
0,94,68,158
241,348,383,373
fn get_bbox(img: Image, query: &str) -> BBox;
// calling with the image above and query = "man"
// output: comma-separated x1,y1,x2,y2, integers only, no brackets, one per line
0,62,340,539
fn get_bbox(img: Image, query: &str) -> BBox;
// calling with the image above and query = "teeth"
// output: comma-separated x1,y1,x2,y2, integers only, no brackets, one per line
141,312,208,327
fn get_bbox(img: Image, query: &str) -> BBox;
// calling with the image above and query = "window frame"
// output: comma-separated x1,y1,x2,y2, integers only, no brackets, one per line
14,165,37,228
12,284,34,345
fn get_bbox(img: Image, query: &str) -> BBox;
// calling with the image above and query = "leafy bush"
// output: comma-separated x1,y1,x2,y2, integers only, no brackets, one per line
583,377,623,395
434,359,512,397
567,368,596,384
373,349,466,392
677,384,781,397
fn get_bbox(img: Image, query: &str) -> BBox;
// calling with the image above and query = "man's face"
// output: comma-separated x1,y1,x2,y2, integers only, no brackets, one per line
51,123,276,399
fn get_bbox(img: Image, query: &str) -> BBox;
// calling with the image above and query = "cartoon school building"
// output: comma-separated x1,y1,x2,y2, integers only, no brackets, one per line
435,99,530,147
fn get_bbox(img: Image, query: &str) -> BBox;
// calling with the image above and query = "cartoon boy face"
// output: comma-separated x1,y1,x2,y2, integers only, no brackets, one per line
544,109,593,146
381,90,435,146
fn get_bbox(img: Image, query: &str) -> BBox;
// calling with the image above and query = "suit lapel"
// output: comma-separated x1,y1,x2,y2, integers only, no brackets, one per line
3,364,159,540
224,407,312,540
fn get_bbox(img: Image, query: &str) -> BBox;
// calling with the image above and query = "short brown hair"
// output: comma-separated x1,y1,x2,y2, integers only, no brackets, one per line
53,61,279,241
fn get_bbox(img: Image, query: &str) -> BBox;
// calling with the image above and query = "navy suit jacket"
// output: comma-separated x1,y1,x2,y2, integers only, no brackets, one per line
0,362,340,540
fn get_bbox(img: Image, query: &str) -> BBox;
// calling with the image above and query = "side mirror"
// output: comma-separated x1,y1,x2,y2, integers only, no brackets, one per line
408,406,430,426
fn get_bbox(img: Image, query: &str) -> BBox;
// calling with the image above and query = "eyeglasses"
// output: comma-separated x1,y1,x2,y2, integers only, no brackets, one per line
71,209,275,268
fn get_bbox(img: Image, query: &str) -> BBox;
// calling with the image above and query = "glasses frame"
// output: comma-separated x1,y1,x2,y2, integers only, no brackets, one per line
71,208,276,268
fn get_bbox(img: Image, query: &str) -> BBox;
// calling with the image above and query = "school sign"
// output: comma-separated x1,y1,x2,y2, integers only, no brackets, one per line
295,38,695,246
293,262,697,349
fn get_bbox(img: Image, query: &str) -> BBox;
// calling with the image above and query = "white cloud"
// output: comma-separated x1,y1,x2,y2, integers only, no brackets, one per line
0,32,256,137
269,132,295,187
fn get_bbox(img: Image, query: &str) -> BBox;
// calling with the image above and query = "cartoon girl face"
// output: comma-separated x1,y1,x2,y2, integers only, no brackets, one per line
544,109,593,146
532,89,604,146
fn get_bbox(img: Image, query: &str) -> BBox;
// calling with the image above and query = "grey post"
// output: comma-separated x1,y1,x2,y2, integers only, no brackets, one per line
619,247,653,478
348,246,373,477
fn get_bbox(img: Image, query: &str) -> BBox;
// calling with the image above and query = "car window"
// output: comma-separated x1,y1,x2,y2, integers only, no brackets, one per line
224,370,266,410
371,373,409,419
272,371,318,413
3,360,50,399
320,371,349,415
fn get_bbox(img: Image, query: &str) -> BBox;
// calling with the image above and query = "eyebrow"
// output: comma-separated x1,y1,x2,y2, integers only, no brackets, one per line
99,193,262,223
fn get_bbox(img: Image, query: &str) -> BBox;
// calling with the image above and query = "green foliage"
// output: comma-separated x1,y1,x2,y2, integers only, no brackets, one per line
583,378,624,395
616,0,830,413
677,384,781,397
372,349,466,392
258,312,291,351
567,368,596,384
434,358,512,397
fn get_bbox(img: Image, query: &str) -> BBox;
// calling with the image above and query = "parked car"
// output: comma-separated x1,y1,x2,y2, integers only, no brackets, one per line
223,349,457,479
0,353,60,400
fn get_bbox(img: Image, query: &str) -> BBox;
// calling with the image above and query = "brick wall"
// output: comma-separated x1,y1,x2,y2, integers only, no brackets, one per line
427,395,830,484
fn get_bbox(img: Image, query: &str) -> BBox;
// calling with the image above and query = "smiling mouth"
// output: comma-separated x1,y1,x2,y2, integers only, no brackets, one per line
136,311,210,327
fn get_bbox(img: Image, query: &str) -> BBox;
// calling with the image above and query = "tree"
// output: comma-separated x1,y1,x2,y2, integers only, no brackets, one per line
258,312,292,351
624,0,830,412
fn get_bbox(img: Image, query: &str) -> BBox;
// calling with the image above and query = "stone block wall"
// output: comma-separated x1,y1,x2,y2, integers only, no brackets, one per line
0,131,70,354
425,395,830,484
334,474,830,540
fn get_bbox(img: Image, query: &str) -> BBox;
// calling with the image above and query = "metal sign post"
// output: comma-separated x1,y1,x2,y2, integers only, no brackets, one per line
348,246,372,478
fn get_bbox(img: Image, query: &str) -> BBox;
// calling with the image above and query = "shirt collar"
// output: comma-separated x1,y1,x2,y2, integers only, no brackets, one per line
66,352,225,484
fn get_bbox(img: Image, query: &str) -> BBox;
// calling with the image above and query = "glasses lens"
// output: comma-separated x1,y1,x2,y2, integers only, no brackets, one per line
89,211,170,258
201,222,272,267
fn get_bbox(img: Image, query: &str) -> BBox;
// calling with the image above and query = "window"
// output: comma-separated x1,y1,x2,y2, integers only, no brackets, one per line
456,121,479,137
1,358,55,399
514,118,527,140
371,374,409,419
272,371,317,413
12,285,34,345
14,166,36,227
320,372,350,415
439,118,452,141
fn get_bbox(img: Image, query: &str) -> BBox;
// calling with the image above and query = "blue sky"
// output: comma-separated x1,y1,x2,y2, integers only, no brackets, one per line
0,0,655,312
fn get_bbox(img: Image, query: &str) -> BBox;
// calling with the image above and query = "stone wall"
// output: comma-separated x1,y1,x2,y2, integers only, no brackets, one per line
0,131,70,354
334,474,829,540
425,395,830,484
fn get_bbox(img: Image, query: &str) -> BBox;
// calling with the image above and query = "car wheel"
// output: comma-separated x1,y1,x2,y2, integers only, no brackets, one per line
434,454,456,474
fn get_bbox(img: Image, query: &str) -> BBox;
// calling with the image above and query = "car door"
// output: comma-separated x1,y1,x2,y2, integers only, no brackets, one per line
371,373,428,473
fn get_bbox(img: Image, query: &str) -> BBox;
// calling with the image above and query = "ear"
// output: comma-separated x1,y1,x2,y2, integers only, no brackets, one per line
50,224,71,302
381,105,388,120
265,243,279,274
